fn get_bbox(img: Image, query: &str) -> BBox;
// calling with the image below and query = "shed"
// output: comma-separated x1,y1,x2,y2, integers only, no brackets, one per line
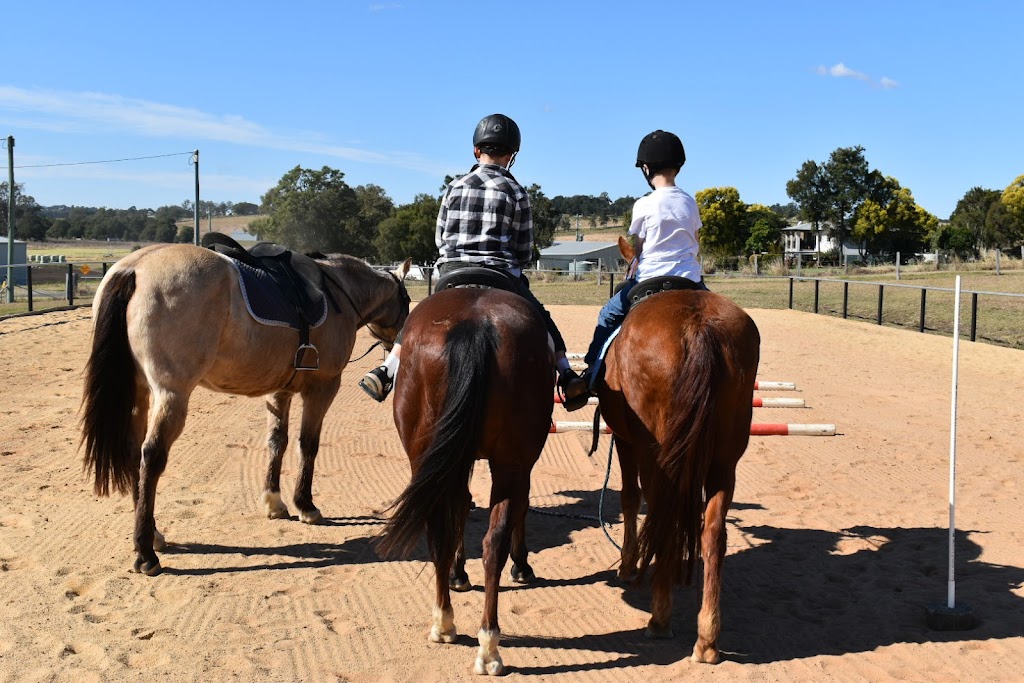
537,241,624,272
0,236,29,286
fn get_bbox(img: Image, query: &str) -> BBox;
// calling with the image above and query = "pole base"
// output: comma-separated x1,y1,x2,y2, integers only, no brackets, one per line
925,602,977,631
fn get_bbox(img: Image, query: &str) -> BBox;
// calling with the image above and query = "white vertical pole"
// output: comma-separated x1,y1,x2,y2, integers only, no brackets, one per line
947,275,962,609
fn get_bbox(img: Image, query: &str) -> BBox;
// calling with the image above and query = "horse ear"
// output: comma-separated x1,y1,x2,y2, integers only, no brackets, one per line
618,235,635,261
395,257,413,281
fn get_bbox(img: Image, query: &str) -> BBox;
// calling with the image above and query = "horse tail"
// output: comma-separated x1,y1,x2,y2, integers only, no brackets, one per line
376,318,498,562
80,270,138,497
637,320,724,585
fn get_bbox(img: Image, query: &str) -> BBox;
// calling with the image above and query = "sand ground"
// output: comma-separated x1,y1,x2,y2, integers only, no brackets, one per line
0,305,1022,682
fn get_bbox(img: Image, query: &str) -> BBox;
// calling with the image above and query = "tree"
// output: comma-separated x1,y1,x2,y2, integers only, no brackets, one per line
787,147,890,254
695,187,749,256
232,201,260,216
375,194,440,265
253,166,370,256
985,201,1023,250
0,182,53,241
853,183,935,258
526,184,558,253
744,204,787,254
353,184,394,262
1001,175,1024,229
949,187,1001,249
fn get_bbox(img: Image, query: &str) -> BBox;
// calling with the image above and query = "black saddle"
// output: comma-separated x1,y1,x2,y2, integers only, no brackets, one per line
202,233,338,370
434,266,519,293
626,276,704,304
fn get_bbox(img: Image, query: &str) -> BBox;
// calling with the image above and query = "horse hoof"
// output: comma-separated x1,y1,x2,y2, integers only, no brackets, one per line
261,491,291,520
691,643,721,664
133,556,162,577
510,565,536,584
644,624,673,640
473,657,505,676
429,627,457,644
152,529,167,551
450,577,472,592
616,569,637,584
298,508,323,524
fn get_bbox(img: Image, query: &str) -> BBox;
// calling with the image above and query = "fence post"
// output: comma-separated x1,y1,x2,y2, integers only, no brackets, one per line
896,251,901,281
102,262,108,275
813,279,819,314
919,288,926,333
66,263,75,306
876,284,884,325
26,265,33,312
970,292,978,342
754,254,760,276
788,277,794,309
842,281,849,319
427,267,433,295
995,249,1001,275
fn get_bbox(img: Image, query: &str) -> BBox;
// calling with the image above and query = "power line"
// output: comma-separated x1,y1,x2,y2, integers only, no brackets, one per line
9,151,195,170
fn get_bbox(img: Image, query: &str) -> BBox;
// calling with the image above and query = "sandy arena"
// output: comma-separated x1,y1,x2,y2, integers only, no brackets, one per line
1,305,1022,682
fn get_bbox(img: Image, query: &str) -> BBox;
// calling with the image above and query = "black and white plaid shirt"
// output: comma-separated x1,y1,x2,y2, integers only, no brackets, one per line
435,164,533,274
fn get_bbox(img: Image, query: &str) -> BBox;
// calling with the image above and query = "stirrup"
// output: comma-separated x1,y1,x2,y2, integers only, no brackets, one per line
359,367,392,402
294,343,320,371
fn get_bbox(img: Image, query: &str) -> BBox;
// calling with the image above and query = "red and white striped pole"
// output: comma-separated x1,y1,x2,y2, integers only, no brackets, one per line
553,395,805,408
550,421,835,436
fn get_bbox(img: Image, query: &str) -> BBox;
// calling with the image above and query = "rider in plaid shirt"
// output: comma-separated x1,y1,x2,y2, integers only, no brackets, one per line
360,113,588,409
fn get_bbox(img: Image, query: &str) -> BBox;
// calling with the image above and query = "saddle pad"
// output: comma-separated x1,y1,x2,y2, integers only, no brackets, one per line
221,254,328,330
587,326,622,391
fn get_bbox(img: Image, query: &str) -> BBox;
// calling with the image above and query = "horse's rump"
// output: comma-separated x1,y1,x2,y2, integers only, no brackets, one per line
607,290,759,582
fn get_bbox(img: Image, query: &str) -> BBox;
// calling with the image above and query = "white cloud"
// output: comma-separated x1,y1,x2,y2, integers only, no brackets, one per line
0,86,448,176
815,63,899,89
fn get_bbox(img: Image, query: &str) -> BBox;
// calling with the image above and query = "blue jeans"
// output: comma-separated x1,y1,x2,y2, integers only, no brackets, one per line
583,277,708,366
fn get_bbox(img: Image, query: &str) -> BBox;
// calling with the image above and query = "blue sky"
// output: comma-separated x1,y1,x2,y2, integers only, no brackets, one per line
2,1,1021,220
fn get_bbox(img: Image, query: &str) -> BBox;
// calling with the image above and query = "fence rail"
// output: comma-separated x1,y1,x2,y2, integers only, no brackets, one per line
4,262,1023,350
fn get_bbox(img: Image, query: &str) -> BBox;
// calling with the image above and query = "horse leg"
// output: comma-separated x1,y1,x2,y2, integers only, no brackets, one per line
127,385,165,551
615,437,641,583
691,468,735,664
644,483,674,640
291,382,339,524
427,515,458,645
133,391,189,576
261,391,293,520
509,510,536,584
450,497,472,592
474,468,526,676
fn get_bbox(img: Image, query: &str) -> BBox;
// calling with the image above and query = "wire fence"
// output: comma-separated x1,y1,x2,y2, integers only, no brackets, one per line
3,260,1023,350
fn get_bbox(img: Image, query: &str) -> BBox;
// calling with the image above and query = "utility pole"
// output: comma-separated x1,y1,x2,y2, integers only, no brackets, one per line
6,136,14,304
575,214,582,242
192,149,200,246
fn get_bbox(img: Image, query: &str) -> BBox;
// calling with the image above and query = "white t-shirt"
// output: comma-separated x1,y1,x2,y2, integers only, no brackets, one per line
628,186,703,282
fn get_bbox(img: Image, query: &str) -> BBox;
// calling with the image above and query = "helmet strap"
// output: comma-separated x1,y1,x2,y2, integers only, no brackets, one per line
507,151,518,170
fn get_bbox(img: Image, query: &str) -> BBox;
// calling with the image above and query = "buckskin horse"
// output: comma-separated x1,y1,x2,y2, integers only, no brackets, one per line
374,280,553,676
596,236,760,664
80,243,411,576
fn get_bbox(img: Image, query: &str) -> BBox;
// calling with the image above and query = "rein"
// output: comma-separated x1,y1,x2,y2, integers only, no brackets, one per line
319,265,410,347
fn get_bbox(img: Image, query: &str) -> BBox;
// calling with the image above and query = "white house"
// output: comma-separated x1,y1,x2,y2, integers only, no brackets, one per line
782,222,861,264
537,241,624,272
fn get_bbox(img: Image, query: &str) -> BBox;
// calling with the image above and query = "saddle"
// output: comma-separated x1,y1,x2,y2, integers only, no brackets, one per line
434,265,519,293
626,275,704,304
202,233,339,371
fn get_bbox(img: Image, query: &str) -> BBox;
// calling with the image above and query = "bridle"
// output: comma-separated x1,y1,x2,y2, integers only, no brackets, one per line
319,265,410,346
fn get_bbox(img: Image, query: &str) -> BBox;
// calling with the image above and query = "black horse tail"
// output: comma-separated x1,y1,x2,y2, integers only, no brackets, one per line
376,318,498,563
637,321,724,585
80,269,138,497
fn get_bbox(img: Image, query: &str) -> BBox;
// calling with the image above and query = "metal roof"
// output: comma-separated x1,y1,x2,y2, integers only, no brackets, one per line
540,241,621,257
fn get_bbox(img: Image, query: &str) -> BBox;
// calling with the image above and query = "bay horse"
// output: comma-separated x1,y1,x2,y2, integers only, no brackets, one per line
596,237,760,664
80,243,411,576
375,286,553,676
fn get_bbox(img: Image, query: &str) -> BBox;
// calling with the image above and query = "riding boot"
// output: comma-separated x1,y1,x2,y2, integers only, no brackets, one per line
359,366,393,402
559,368,589,412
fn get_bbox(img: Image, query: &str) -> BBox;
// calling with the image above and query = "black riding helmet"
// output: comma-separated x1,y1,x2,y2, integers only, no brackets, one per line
636,130,685,189
636,130,685,170
473,113,521,154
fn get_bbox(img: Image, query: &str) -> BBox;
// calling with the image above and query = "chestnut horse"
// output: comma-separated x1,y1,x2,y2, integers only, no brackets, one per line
597,237,760,664
375,287,553,676
80,243,411,576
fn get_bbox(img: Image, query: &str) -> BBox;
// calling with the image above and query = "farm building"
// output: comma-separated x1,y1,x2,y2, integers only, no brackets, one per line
537,241,624,272
782,222,861,264
0,236,28,286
